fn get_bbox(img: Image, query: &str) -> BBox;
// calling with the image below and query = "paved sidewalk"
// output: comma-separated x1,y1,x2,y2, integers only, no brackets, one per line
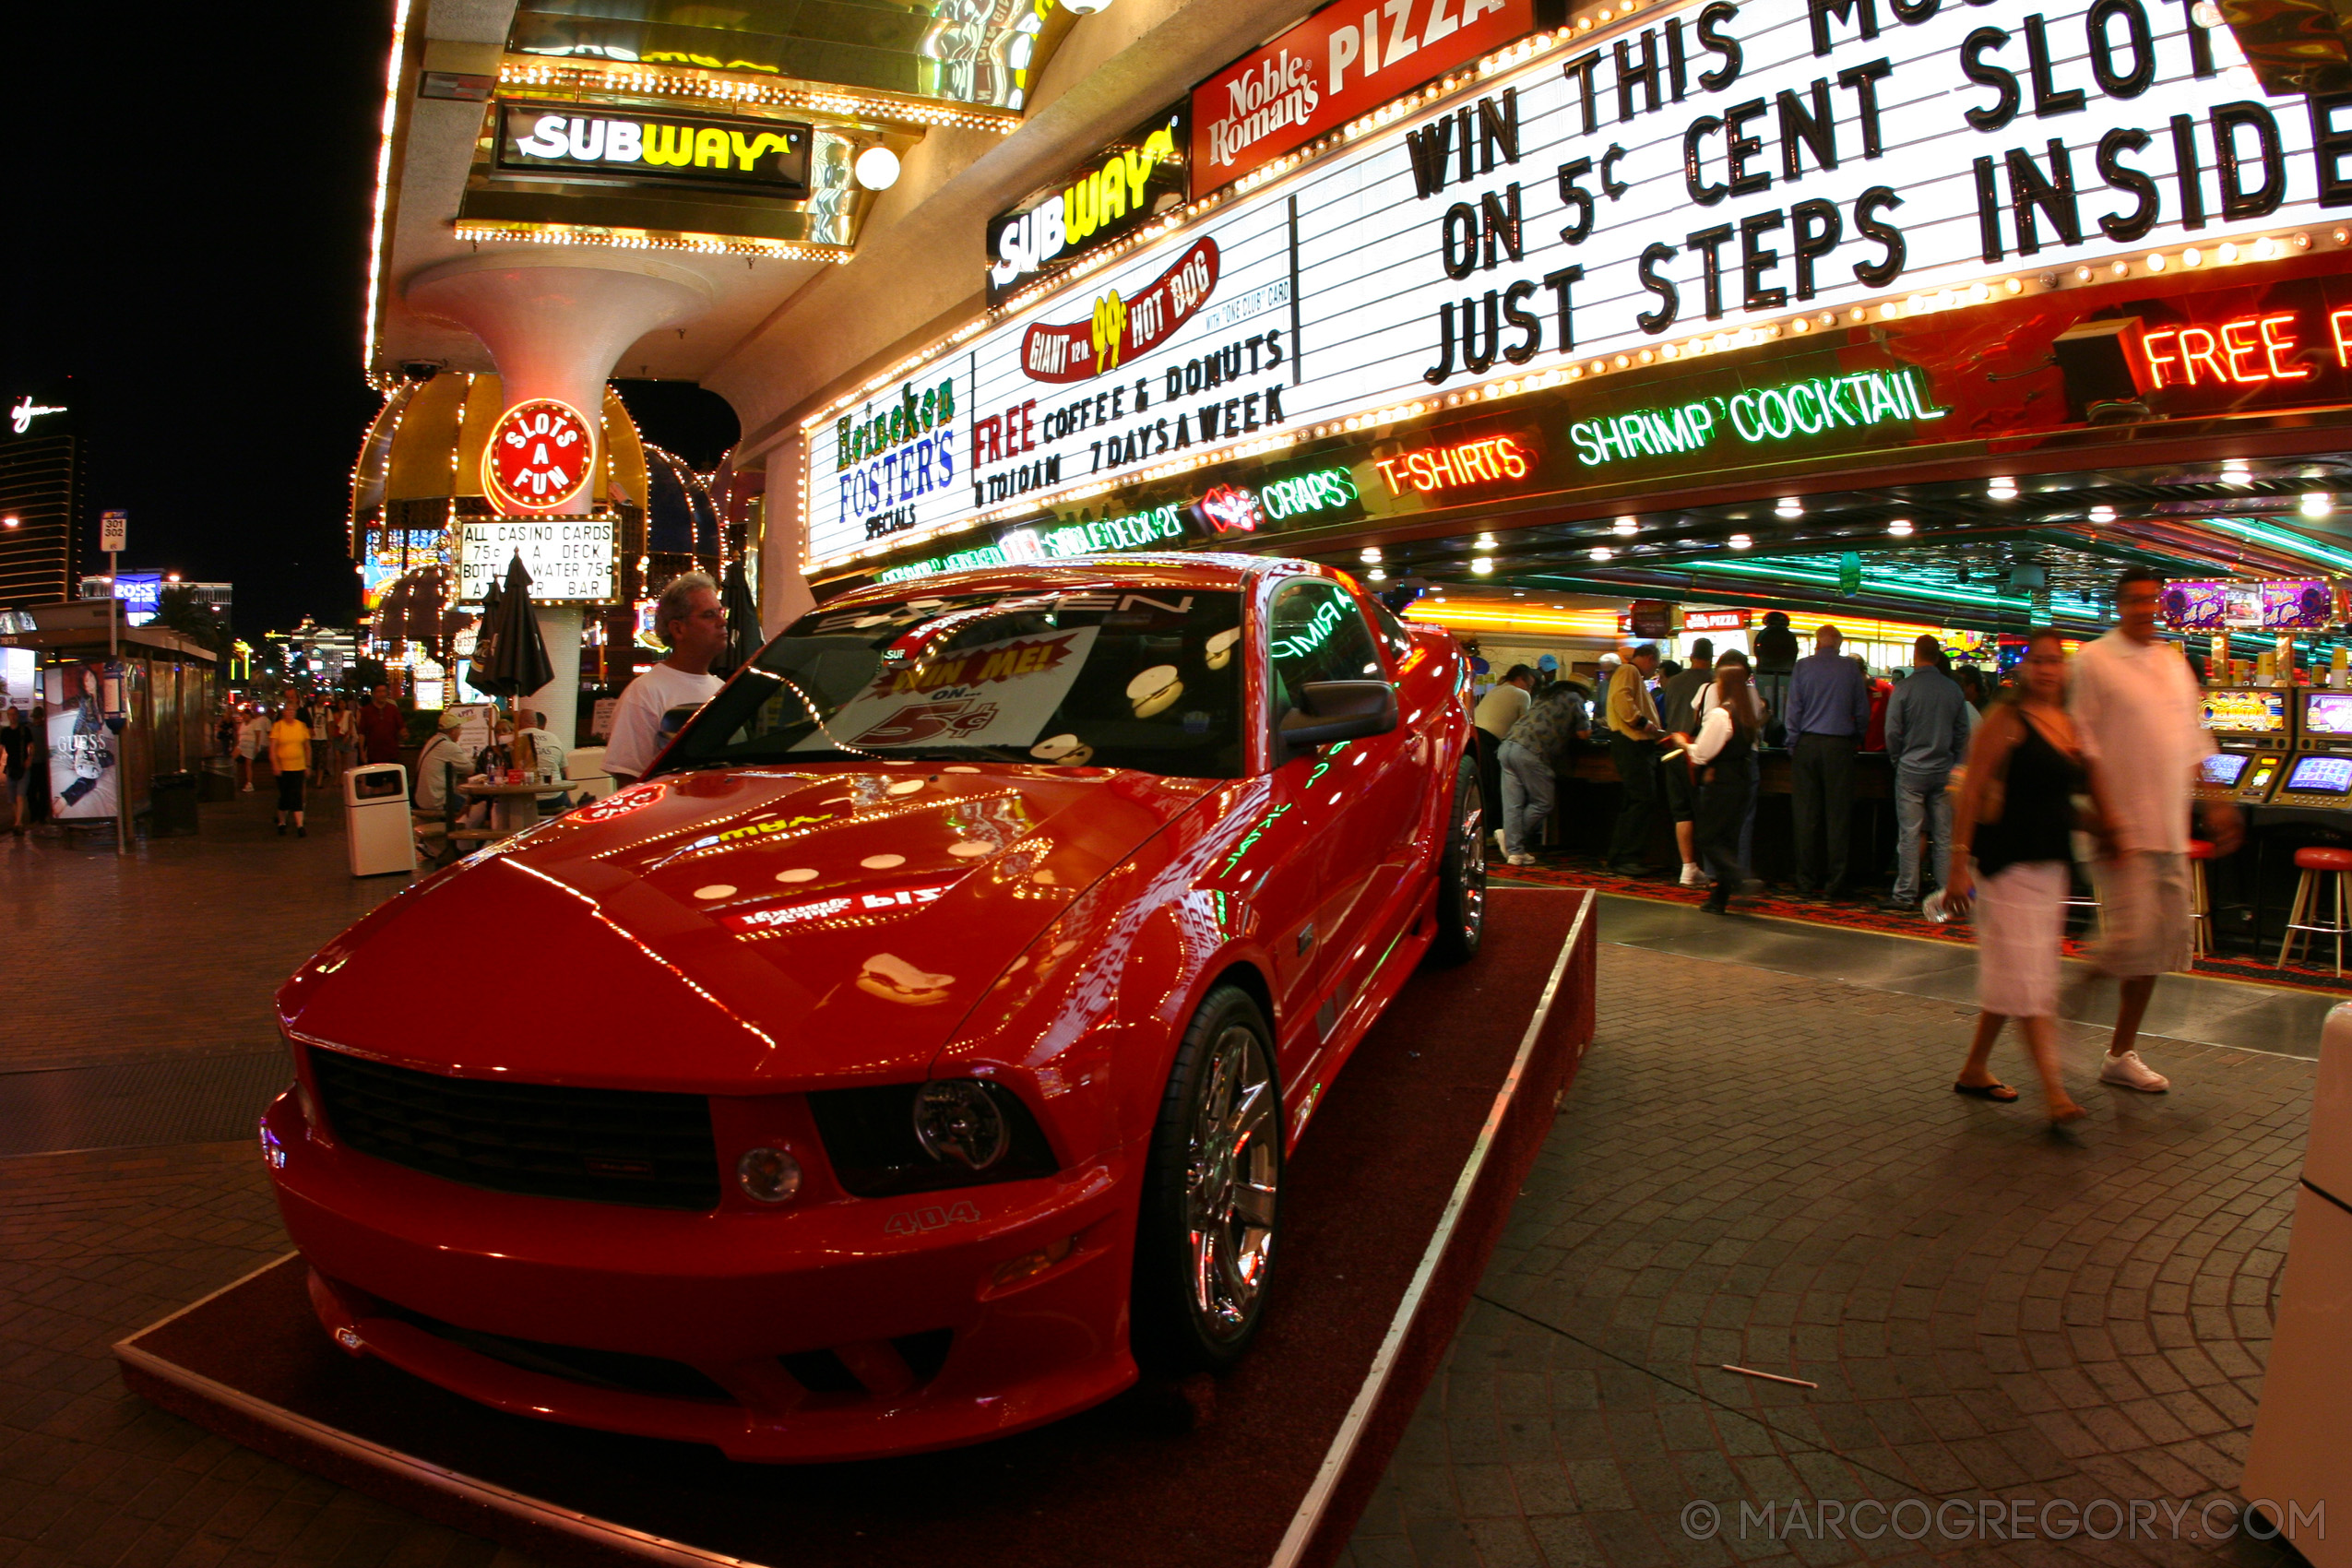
0,852,2322,1568
5,786,413,1075
1344,914,2314,1567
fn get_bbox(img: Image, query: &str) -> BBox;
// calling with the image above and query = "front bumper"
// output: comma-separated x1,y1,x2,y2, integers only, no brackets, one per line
261,1089,1139,1462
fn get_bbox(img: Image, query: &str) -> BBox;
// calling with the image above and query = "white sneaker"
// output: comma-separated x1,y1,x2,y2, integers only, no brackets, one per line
1679,862,1712,887
242,783,253,792
1507,852,1536,866
2099,1050,2170,1092
1492,828,1509,854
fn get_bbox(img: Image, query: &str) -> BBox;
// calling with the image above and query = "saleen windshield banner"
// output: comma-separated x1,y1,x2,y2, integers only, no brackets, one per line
808,0,2334,568
494,101,813,196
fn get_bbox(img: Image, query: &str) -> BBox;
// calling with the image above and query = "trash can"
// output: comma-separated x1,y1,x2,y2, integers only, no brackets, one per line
148,771,201,837
344,764,416,877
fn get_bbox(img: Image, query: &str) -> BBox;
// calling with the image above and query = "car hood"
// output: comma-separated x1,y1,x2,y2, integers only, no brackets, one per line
279,764,1218,1091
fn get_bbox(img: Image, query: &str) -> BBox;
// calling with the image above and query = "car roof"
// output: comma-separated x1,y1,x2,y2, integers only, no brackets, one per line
825,552,1331,610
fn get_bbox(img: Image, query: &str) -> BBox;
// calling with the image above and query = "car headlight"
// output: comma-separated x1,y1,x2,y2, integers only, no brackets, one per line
912,1080,1010,1170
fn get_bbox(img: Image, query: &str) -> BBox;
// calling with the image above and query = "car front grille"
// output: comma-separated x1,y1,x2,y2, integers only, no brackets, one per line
308,1047,720,1211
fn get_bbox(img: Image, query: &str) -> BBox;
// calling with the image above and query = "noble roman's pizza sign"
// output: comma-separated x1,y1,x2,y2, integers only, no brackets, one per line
483,398,593,513
806,0,2339,570
1190,0,1540,190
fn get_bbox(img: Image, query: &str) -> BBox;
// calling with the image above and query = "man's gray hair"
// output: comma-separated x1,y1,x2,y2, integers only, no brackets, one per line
654,572,718,648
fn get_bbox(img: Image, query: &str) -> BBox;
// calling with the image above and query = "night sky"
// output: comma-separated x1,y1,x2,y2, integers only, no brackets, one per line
0,2,737,638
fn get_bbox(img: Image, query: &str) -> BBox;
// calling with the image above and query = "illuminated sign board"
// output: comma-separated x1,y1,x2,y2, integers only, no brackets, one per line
1189,0,1538,190
494,101,812,197
1569,367,1945,468
8,396,65,434
1682,609,1751,632
2142,313,2311,388
1258,466,1360,523
482,398,594,514
458,517,619,604
988,105,1190,307
2164,578,2332,631
1373,434,1532,495
808,0,2318,571
1191,484,1265,536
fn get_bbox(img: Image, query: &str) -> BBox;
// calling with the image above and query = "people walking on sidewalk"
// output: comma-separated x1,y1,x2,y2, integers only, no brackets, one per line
1658,639,1716,887
2070,566,2244,1092
1679,659,1762,914
1784,624,1871,898
1602,643,1664,875
1880,635,1973,913
359,685,404,766
1473,664,1534,854
269,705,313,837
1946,630,2118,1126
1,707,28,834
1497,680,1588,865
235,706,267,792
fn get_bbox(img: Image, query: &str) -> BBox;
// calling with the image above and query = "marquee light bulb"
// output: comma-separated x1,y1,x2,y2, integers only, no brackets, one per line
854,146,902,191
1588,546,1613,562
1774,497,1802,518
1728,533,1753,550
1613,516,1638,535
2302,493,2334,517
1886,518,1914,537
1471,556,1495,575
2087,505,2116,524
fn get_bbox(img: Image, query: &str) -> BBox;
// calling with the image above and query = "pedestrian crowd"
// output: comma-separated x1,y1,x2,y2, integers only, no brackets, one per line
1473,565,2230,1129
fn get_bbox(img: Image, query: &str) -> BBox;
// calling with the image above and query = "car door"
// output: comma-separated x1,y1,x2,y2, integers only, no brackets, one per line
1263,576,1421,1059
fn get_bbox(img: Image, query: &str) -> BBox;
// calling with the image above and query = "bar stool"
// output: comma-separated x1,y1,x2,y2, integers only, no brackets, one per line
2188,838,2215,956
2278,846,2352,973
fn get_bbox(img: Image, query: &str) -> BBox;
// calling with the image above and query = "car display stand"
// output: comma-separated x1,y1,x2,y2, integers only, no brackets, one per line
117,888,1598,1568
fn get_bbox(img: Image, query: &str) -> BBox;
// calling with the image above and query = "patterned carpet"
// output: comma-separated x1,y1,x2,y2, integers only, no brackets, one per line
1489,856,2352,996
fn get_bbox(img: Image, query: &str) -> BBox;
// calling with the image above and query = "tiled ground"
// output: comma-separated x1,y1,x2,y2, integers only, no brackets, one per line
1,810,2326,1568
1342,936,2316,1568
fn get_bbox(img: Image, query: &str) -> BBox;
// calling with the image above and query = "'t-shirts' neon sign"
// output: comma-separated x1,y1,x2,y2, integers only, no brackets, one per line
1373,434,1532,495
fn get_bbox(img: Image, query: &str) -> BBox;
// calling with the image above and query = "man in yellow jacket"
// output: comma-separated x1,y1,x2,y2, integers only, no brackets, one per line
1605,644,1663,875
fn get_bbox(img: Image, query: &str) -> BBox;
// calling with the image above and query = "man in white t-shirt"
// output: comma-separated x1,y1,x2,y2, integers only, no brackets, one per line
2072,565,2241,1093
606,573,728,786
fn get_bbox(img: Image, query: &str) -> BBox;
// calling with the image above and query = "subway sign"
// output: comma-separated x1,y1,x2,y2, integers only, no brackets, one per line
808,0,2334,570
988,105,1190,307
494,101,813,196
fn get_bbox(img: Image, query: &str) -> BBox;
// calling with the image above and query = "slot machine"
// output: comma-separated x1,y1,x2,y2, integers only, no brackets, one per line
2272,689,2352,811
2197,686,2293,805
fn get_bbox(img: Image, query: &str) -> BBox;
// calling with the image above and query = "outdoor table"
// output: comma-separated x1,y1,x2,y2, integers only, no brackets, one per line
455,779,571,837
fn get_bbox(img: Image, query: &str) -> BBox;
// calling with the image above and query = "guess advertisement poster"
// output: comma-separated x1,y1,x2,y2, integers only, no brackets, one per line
48,659,125,821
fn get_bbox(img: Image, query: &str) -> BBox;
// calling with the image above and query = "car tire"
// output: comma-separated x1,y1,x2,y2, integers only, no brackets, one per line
1132,985,1282,1376
1427,751,1486,965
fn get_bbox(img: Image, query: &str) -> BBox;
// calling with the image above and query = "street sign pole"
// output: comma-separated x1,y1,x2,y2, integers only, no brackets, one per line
100,510,127,856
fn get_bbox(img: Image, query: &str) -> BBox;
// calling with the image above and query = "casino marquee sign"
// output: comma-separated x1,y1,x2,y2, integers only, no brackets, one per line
805,0,2344,572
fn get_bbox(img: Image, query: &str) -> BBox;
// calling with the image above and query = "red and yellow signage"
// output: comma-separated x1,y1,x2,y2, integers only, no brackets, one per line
483,398,595,513
1373,433,1531,496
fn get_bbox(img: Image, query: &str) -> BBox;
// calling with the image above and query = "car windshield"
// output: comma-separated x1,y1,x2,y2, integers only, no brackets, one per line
667,586,1248,778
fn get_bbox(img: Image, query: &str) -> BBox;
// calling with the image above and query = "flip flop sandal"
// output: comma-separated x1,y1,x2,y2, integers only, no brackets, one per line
1953,1081,2020,1101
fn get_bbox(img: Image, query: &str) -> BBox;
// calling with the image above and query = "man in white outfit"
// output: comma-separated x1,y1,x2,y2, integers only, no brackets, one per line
605,573,728,788
2071,565,2242,1091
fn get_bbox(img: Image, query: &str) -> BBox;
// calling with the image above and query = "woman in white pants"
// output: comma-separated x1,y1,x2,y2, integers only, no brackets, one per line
1945,631,2119,1127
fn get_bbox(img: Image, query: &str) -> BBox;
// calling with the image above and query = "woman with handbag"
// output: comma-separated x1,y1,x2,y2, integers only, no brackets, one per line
1677,660,1763,914
1944,629,2117,1125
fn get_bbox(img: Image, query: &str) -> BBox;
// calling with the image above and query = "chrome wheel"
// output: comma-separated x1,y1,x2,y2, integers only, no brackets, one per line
1455,784,1487,949
1182,1024,1279,1341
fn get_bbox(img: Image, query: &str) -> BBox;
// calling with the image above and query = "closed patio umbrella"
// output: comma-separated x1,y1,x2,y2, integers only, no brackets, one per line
711,558,761,677
469,553,555,776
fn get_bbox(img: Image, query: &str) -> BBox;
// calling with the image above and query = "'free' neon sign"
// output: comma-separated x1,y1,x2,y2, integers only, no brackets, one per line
2140,314,2317,387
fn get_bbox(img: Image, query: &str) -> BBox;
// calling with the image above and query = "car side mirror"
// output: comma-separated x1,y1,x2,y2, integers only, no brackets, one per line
1281,681,1398,753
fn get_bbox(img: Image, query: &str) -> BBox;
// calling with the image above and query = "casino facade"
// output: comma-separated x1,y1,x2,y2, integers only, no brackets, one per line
362,0,2352,778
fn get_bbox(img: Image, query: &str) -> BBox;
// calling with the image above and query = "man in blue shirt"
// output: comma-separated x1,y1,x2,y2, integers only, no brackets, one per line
1878,636,1973,912
1783,624,1871,897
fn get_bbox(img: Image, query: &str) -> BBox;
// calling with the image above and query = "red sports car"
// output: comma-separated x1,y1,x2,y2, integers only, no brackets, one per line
262,554,1484,1461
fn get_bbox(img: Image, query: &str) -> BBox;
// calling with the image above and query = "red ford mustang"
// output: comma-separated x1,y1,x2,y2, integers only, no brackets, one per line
262,554,1484,1461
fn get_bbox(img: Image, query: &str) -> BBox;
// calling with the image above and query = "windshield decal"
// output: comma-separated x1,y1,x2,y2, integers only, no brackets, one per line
798,625,1099,755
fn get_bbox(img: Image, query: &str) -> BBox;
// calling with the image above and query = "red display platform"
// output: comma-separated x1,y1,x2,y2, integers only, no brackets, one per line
117,888,1596,1568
